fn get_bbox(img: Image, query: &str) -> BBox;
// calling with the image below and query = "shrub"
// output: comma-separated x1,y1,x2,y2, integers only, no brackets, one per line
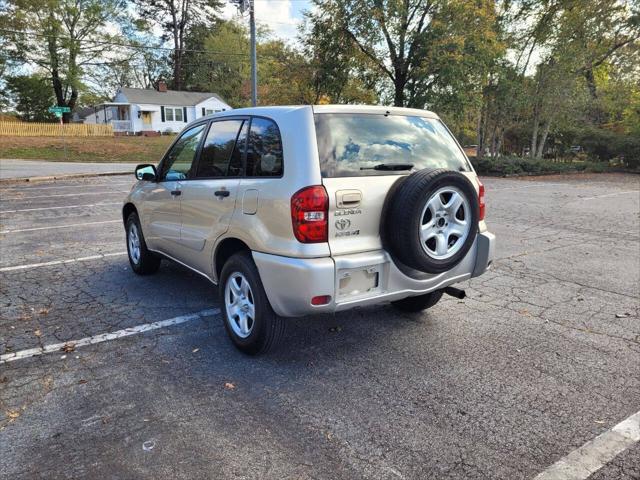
470,155,612,176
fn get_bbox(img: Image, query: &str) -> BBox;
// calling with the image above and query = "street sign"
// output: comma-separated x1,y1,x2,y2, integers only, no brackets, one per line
48,106,71,114
53,111,63,118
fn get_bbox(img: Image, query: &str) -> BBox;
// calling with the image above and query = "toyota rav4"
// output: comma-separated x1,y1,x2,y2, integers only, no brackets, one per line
123,105,495,354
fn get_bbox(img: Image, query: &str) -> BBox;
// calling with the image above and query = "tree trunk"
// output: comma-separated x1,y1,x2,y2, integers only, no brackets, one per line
495,129,504,157
530,116,539,158
393,68,407,106
489,122,498,159
477,91,490,159
536,120,551,159
584,67,597,99
393,81,405,106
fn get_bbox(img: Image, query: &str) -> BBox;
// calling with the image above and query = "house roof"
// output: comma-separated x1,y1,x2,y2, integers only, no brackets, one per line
117,87,226,107
73,106,95,119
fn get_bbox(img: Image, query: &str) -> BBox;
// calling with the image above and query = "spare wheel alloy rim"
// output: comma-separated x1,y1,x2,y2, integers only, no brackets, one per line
225,272,255,338
419,186,471,260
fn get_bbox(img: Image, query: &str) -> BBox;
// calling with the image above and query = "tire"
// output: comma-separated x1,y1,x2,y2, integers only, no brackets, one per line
392,290,443,313
126,212,161,275
219,252,285,355
384,169,479,274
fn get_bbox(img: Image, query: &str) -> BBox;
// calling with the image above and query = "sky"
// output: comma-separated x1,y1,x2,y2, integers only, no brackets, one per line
221,0,311,44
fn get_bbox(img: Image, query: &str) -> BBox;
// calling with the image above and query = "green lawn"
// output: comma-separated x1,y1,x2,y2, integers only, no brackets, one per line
0,135,175,163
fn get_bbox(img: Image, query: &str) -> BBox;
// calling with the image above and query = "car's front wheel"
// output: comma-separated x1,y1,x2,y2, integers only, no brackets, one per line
126,212,161,275
219,252,285,355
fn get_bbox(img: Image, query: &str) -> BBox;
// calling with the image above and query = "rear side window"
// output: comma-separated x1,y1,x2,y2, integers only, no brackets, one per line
314,114,470,177
196,119,244,178
245,117,283,177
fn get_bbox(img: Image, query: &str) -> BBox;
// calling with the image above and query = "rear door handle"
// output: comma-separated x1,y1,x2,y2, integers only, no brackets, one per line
215,190,230,198
336,190,362,208
170,190,181,196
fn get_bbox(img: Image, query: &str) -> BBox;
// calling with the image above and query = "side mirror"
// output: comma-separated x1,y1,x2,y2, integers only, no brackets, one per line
135,164,157,181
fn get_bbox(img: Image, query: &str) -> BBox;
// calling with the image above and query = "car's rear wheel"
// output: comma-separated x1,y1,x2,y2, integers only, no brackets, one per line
391,290,444,312
126,212,161,275
219,252,285,355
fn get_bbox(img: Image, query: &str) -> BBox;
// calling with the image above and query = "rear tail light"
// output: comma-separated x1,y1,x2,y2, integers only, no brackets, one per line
311,295,332,306
291,185,329,243
478,181,486,220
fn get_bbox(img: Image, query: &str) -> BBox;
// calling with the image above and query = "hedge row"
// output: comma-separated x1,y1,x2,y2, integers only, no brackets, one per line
470,156,611,176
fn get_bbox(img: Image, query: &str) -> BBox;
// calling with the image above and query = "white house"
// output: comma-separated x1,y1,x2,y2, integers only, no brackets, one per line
83,82,231,135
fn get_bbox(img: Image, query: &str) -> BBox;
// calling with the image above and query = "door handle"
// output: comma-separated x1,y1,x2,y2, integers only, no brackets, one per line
170,190,181,196
215,190,230,198
336,190,362,208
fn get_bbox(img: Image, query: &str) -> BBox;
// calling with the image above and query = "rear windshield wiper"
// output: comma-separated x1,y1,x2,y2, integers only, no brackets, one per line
360,163,414,171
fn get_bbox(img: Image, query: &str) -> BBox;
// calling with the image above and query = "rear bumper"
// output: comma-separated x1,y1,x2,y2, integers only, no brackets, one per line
253,231,495,317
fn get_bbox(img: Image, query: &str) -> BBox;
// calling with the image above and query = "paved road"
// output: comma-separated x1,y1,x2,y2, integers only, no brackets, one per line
0,174,638,479
0,159,134,180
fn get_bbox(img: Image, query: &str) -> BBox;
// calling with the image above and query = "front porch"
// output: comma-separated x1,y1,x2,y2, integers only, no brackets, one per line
92,103,157,135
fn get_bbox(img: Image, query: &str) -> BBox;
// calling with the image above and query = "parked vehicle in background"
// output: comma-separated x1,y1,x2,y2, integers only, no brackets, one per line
123,105,495,354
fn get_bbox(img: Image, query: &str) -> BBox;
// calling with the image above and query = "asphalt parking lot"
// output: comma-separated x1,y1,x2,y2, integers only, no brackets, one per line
1,173,638,479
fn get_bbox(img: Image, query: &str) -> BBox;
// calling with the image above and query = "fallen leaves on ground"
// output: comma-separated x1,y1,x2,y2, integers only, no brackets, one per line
224,382,236,390
34,328,42,337
61,342,76,353
6,411,20,420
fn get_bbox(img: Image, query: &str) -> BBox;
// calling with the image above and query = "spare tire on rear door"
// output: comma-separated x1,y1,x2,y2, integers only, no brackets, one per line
384,168,479,274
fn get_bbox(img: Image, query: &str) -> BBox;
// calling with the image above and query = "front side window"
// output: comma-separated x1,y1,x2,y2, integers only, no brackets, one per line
159,124,205,181
195,120,244,178
315,114,471,177
245,117,283,177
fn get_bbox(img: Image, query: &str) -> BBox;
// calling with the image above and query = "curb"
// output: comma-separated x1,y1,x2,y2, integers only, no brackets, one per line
0,170,131,185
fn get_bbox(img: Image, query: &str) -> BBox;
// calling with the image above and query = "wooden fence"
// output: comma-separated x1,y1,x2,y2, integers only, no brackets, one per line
0,121,113,137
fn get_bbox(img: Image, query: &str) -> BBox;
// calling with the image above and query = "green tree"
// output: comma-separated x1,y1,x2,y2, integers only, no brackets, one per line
182,20,329,107
3,74,56,122
300,10,380,104
0,0,128,122
133,0,222,90
304,0,502,109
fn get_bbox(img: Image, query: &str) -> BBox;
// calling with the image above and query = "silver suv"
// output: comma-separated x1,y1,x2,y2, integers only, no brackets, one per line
123,105,495,354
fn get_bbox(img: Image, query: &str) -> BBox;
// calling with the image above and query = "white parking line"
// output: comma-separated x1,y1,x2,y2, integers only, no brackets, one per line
0,308,220,364
581,190,639,200
0,202,121,214
2,190,130,200
0,251,127,272
1,219,120,233
534,411,640,480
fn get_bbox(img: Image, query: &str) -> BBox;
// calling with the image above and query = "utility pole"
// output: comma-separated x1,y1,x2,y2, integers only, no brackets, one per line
232,0,257,106
249,0,257,107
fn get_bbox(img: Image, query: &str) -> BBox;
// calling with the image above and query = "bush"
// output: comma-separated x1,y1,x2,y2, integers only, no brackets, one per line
574,127,640,169
470,155,611,176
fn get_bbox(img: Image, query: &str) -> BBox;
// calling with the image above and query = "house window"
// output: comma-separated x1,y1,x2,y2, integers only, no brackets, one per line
205,109,215,115
164,107,183,122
